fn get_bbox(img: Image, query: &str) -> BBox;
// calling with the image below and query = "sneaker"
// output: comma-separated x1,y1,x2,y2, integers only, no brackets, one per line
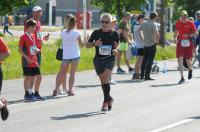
132,73,139,79
0,99,9,121
68,91,75,96
178,77,185,84
34,94,46,101
109,80,117,85
128,67,134,73
145,77,155,81
101,102,108,111
24,94,35,102
108,98,114,111
188,70,192,80
53,90,58,96
58,89,67,95
117,68,125,74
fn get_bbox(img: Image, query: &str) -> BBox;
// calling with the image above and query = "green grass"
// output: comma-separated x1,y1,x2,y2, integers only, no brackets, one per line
1,36,176,80
0,26,62,32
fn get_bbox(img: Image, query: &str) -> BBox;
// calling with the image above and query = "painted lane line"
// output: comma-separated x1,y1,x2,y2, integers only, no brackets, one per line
150,119,194,132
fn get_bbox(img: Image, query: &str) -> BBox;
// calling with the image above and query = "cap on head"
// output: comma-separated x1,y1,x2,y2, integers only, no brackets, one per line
123,12,133,18
180,10,188,16
137,14,145,21
32,6,42,12
111,17,117,22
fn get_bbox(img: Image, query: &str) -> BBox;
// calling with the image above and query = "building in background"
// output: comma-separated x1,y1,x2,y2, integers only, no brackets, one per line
13,0,101,28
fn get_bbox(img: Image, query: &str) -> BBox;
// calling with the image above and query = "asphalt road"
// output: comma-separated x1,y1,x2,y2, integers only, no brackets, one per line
1,60,200,132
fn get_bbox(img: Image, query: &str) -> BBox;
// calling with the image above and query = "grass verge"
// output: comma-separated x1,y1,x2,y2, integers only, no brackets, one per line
1,36,176,80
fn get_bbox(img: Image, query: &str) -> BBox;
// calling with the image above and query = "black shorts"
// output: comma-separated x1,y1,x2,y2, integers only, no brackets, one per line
23,67,41,76
93,56,115,75
137,48,144,56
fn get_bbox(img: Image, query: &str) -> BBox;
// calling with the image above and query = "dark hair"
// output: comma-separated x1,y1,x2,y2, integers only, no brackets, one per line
137,14,145,21
150,12,158,20
26,19,37,27
67,16,76,32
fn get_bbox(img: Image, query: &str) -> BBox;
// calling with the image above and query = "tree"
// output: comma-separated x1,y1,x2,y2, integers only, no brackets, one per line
159,0,175,46
0,0,35,15
90,0,146,20
168,0,200,21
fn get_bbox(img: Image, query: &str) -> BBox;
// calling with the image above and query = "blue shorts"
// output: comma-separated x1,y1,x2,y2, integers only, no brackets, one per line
62,57,80,63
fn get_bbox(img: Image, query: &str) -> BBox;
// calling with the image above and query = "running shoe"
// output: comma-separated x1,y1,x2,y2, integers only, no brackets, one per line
101,102,108,111
117,68,125,74
34,94,46,101
178,77,185,84
24,94,35,102
108,98,114,111
109,80,117,85
0,98,9,121
53,90,58,96
68,91,75,96
132,73,139,79
145,77,155,81
58,89,67,95
128,67,134,73
188,70,192,79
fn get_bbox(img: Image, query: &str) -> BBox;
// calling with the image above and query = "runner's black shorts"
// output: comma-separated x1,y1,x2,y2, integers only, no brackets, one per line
137,48,144,56
22,67,41,76
93,56,115,75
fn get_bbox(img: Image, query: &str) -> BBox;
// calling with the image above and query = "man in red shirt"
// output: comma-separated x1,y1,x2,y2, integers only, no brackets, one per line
174,10,198,84
19,19,43,101
0,38,10,121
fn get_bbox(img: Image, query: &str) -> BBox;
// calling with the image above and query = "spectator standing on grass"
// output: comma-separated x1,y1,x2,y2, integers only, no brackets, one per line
19,19,43,101
174,10,197,84
24,6,49,99
132,14,145,79
57,14,75,95
3,15,13,36
53,15,87,96
138,12,160,81
86,13,119,111
116,12,134,74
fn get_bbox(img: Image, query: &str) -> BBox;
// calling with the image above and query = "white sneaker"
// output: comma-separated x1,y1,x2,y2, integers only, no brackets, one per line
58,89,67,95
109,80,117,85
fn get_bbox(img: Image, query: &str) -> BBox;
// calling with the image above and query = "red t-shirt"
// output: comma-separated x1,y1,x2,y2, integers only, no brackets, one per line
176,20,197,40
19,33,38,67
0,38,10,64
24,20,43,49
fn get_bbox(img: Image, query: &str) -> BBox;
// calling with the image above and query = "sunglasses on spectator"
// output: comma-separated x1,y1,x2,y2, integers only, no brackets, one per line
101,20,110,24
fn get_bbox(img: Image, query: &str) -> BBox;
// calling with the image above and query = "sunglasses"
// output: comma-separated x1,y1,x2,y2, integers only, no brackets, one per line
101,20,110,24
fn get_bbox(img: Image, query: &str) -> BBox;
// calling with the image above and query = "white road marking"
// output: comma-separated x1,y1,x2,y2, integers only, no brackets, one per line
150,119,194,132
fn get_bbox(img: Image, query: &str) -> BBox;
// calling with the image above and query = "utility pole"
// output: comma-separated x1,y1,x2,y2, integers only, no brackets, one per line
83,0,87,39
49,0,52,26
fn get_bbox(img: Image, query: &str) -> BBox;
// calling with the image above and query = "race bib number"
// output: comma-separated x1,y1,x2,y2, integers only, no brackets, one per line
181,39,190,47
99,45,112,55
30,45,36,55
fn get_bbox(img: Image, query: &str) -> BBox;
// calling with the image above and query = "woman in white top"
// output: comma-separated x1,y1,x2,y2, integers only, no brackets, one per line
53,15,85,96
132,14,145,79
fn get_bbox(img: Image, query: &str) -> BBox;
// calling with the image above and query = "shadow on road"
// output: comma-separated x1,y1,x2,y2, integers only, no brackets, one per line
75,84,101,88
51,111,106,120
8,95,67,105
150,83,180,87
191,116,200,119
116,79,144,84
